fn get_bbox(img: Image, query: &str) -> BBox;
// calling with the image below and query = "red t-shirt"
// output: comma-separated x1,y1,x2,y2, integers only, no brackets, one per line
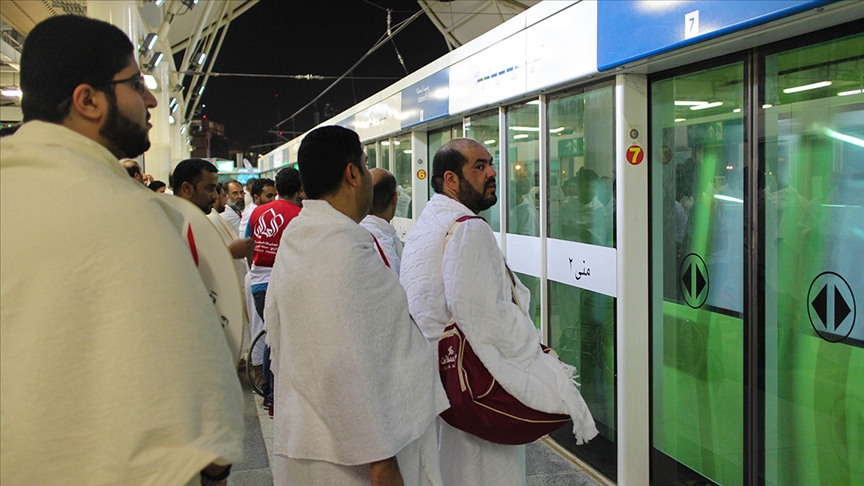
249,199,301,268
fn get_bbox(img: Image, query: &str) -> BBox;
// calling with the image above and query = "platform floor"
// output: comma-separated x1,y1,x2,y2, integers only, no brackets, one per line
231,373,604,486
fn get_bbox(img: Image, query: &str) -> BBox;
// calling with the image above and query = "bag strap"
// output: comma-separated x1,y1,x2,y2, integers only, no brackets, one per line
443,215,521,309
372,235,391,268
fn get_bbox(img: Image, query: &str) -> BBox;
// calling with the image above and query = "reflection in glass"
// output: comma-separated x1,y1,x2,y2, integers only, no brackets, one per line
381,139,391,172
365,144,377,169
465,112,501,231
549,87,615,246
651,62,745,486
507,103,540,237
513,272,540,329
763,32,863,486
393,133,413,218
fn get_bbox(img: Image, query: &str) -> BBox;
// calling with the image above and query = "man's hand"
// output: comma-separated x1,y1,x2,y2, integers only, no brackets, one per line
228,237,255,259
369,457,403,486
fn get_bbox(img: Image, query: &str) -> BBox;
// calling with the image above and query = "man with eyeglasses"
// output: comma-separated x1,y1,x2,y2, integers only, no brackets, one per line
0,15,243,486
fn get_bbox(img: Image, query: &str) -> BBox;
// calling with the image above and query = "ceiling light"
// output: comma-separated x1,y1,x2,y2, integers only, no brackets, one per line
198,86,205,95
675,100,708,106
139,33,158,55
838,89,862,97
509,126,540,132
484,139,496,145
146,52,164,70
733,108,741,113
783,80,832,94
762,104,773,109
690,101,723,110
403,150,412,154
171,104,179,113
193,52,207,66
155,0,165,6
180,124,186,134
515,164,522,170
513,134,529,139
169,97,177,108
527,100,541,105
168,115,175,124
393,141,401,146
1,88,22,98
674,118,686,122
549,127,566,133
381,141,390,146
143,75,158,90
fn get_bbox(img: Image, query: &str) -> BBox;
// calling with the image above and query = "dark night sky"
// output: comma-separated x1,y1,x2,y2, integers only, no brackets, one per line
193,1,450,150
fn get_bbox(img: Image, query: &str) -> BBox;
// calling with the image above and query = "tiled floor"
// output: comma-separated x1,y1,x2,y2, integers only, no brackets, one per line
232,374,603,486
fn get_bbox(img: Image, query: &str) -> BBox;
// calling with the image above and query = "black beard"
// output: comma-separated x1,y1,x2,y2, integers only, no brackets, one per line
100,94,150,159
457,176,497,213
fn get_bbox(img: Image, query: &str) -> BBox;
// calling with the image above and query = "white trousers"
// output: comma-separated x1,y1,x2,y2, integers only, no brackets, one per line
273,420,442,486
438,419,526,486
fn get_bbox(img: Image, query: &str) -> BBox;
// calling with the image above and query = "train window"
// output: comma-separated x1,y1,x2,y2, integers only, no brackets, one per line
651,60,746,486
465,112,501,232
393,133,413,219
762,30,864,486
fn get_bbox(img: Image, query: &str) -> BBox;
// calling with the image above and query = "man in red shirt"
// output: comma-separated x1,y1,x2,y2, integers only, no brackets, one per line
247,166,303,412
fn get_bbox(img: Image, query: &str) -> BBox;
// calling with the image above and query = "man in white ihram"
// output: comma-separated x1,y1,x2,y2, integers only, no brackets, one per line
0,15,242,486
264,125,448,486
360,168,404,276
400,138,599,486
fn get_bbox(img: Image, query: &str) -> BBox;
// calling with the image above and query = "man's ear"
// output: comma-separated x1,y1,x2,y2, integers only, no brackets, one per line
69,84,107,122
344,162,360,188
391,191,399,206
180,181,194,197
443,170,460,193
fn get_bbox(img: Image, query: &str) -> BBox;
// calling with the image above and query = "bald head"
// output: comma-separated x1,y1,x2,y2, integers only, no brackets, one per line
121,159,145,185
368,168,398,220
431,138,484,194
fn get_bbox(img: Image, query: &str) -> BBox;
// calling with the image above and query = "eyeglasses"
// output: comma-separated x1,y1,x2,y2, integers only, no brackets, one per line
96,74,148,95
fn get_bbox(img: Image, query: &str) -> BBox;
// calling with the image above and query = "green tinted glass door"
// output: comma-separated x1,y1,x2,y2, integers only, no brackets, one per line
762,31,864,486
651,62,745,486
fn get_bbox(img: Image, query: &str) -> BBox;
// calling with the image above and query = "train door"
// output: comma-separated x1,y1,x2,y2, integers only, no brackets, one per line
427,124,464,200
650,24,863,486
465,110,502,233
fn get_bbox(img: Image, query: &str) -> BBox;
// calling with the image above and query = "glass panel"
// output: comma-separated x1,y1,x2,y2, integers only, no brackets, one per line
651,62,745,486
366,144,377,169
763,32,864,486
549,282,616,477
506,103,540,237
549,87,615,246
514,272,541,329
381,139,391,172
393,133,413,219
465,112,501,231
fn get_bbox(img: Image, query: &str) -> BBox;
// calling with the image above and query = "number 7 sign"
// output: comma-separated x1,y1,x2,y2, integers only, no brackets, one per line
626,144,645,165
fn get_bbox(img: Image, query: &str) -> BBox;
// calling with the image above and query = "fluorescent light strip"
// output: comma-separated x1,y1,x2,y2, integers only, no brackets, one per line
824,128,864,148
783,80,832,94
483,139,496,145
675,100,707,106
690,101,723,110
714,194,743,203
143,75,158,90
838,89,862,97
1,88,22,97
674,118,686,122
549,127,566,133
509,126,540,132
513,134,529,139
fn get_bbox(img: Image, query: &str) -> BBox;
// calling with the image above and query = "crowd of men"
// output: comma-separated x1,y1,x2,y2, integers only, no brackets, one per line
1,14,596,486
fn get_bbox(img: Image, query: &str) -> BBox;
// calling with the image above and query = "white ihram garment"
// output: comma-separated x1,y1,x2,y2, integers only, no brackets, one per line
0,121,244,486
264,200,448,485
400,194,599,485
360,214,403,276
240,202,257,238
221,206,242,236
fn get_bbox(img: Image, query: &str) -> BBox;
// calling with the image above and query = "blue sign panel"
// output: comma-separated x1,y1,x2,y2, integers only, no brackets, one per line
401,68,450,129
597,0,832,71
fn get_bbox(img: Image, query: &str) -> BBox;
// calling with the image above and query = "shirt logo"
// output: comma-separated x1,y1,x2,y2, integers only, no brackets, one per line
253,208,285,239
440,345,457,370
